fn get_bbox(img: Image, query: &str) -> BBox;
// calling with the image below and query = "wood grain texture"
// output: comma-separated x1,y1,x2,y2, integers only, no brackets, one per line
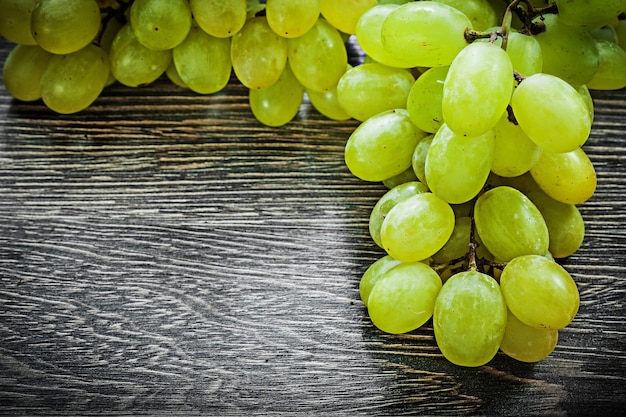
0,39,625,416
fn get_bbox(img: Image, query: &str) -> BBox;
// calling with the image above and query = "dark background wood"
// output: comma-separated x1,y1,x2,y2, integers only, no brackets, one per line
0,38,625,416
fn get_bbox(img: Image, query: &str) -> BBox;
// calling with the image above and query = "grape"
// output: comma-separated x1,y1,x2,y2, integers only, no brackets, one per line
189,0,247,38
231,16,288,90
40,44,110,114
320,0,377,35
586,40,626,90
406,66,449,134
617,19,626,51
306,86,351,121
425,123,495,204
577,84,595,124
2,44,53,102
491,112,542,178
590,24,620,44
266,0,321,38
431,0,498,31
500,255,580,330
511,73,592,153
553,0,626,30
411,135,434,185
500,309,558,363
504,32,544,76
30,0,101,54
367,262,442,334
249,63,305,127
433,270,507,367
0,0,37,45
381,1,472,68
431,216,471,264
336,63,415,122
442,41,514,137
129,0,192,51
165,60,187,89
359,255,403,306
382,168,419,189
474,186,549,262
380,192,455,262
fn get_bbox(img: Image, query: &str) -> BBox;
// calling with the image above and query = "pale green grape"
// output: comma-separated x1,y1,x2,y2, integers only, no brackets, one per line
165,60,188,89
530,147,597,205
359,255,403,306
433,270,507,367
500,309,559,363
380,192,455,262
411,134,433,185
320,0,377,35
443,41,514,137
266,0,320,38
406,66,449,133
381,1,472,68
231,16,288,90
431,0,497,31
40,44,110,114
30,0,101,54
249,63,305,127
190,0,247,38
425,123,495,204
511,73,591,153
345,109,425,182
336,63,415,121
586,39,626,90
369,181,430,248
2,44,52,101
553,0,626,30
501,255,580,330
474,186,549,262
382,167,419,189
287,18,348,92
431,216,471,264
130,0,192,51
0,0,37,45
505,32,543,76
491,112,542,178
306,87,351,121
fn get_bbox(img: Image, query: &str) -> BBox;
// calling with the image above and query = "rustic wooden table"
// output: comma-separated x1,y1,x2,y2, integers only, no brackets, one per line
0,38,625,416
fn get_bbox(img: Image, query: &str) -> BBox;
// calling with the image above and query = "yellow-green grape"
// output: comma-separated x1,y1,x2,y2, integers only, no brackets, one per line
336,63,415,121
380,192,455,262
411,134,434,185
40,44,110,114
165,60,188,89
249,63,305,127
505,32,543,76
500,309,559,363
587,40,626,90
431,216,471,264
190,0,247,38
130,0,192,51
367,262,442,334
406,66,449,133
2,44,53,101
511,73,592,153
110,24,172,88
431,0,497,31
443,42,514,137
433,270,507,367
320,0,377,35
266,0,320,38
231,16,288,90
344,109,426,182
369,181,430,248
306,87,351,121
0,0,37,45
500,255,580,330
590,24,620,44
381,1,472,68
287,18,348,92
491,112,542,178
553,0,626,30
577,84,595,124
359,255,402,306
474,186,549,262
382,167,419,189
30,0,101,54
425,124,495,204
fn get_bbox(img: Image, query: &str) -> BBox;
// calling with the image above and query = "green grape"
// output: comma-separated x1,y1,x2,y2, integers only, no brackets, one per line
382,167,419,189
344,109,425,182
431,216,471,264
491,112,542,178
359,255,403,306
433,270,507,367
431,0,498,31
165,60,187,89
500,309,559,363
529,147,596,205
553,0,626,30
2,44,53,101
381,1,472,68
266,0,320,38
249,63,305,127
505,32,543,76
406,66,449,133
442,41,514,137
425,124,495,204
130,0,192,51
500,255,580,330
306,86,351,121
231,16,288,90
336,63,415,122
380,192,455,262
369,181,430,248
40,44,110,114
246,0,266,20
287,18,348,92
110,24,172,88
577,84,595,124
617,19,626,51
511,73,591,153
586,40,626,90
30,0,101,54
320,0,377,35
590,24,620,44
411,134,434,185
190,0,247,38
0,0,37,45
474,186,549,262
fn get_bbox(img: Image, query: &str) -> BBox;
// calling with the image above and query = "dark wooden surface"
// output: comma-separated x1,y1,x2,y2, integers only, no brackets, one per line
1,38,625,416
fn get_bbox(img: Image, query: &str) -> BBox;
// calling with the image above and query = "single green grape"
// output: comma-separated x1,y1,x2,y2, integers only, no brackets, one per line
505,32,544,76
382,167,419,189
431,0,498,31
129,0,192,51
2,44,53,101
411,135,434,185
0,0,37,45
266,0,321,38
359,255,403,306
586,40,626,90
306,86,351,121
577,84,595,124
320,0,377,35
491,112,542,178
590,25,619,44
553,0,626,30
190,0,247,38
249,63,305,127
406,66,449,134
431,216,471,264
500,309,559,363
165,60,188,89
